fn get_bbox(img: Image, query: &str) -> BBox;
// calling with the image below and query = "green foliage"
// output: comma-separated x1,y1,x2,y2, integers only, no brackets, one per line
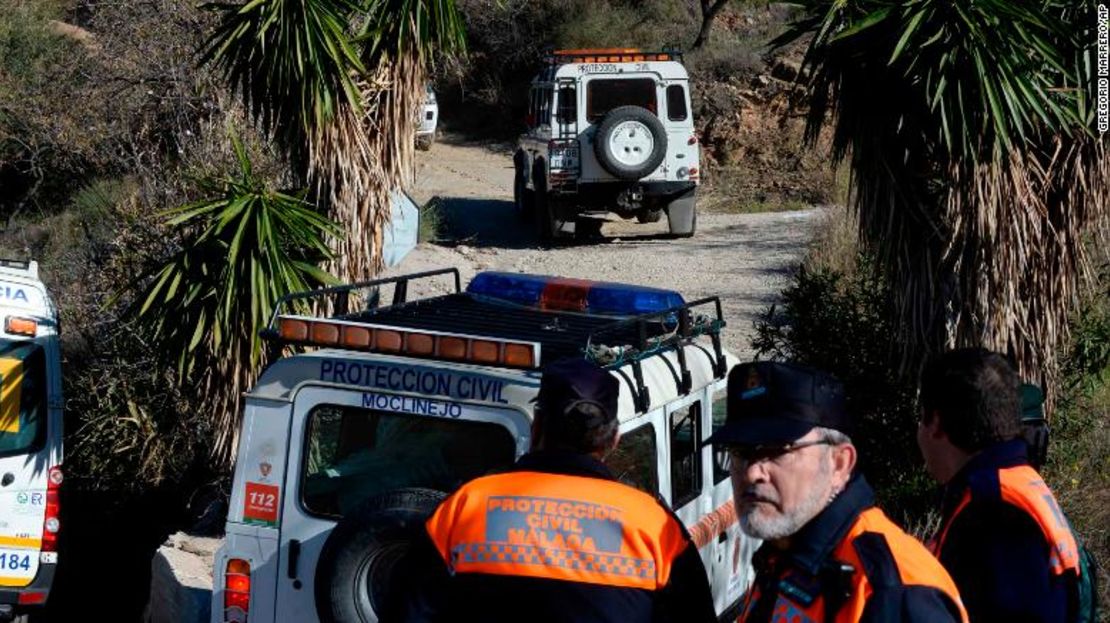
136,132,339,377
0,0,70,86
201,0,466,167
777,0,1089,162
200,0,368,163
1046,260,1110,615
753,233,934,523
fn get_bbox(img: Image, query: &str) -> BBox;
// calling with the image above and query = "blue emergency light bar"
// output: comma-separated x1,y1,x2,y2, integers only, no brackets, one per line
466,272,685,316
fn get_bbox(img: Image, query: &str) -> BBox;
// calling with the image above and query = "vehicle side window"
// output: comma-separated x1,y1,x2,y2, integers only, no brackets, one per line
608,423,657,494
556,86,577,125
666,84,688,122
711,392,729,483
540,87,552,125
0,339,47,457
670,403,701,507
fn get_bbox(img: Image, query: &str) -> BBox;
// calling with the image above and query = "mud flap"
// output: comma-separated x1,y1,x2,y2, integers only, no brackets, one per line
666,190,697,237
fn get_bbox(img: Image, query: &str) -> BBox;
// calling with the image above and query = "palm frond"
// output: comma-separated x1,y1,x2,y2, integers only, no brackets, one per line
134,129,339,463
780,0,1109,407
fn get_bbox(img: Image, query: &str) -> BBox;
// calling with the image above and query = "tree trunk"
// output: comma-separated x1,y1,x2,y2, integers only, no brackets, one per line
692,0,730,50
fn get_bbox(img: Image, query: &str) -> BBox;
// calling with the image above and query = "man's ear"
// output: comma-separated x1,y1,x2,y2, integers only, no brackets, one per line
831,443,856,489
922,410,946,440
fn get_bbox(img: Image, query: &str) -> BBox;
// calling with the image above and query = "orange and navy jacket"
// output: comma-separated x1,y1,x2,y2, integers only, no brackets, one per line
929,439,1079,623
403,451,717,623
738,475,967,623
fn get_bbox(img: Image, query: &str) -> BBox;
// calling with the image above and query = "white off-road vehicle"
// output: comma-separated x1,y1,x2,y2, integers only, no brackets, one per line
211,269,755,623
0,259,63,623
415,85,438,151
515,49,700,243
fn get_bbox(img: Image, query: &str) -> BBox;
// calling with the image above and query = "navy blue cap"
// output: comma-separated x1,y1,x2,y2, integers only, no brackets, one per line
706,361,849,446
534,358,619,422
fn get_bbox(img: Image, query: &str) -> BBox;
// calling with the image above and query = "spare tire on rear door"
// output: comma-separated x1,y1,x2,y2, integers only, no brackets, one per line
593,105,668,181
315,487,446,623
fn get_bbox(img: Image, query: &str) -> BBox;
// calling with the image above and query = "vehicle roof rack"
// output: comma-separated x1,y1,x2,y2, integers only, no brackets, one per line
262,268,726,412
543,47,683,65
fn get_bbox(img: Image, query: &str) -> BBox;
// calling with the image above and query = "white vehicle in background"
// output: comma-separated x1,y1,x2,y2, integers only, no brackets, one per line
416,85,438,151
0,259,63,623
515,48,700,243
211,268,755,623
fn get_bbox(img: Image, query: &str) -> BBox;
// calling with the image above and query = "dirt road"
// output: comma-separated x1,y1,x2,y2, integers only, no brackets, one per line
394,137,821,358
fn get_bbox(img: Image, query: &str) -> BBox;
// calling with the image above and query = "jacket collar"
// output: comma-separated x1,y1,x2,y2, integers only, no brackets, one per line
942,438,1029,511
513,450,616,481
755,473,875,576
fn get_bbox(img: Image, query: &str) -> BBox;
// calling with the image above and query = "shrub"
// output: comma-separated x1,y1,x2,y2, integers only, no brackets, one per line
752,211,932,523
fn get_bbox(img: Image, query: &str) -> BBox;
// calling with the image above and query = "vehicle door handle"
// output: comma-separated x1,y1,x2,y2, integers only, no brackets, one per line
287,539,301,580
1,473,13,487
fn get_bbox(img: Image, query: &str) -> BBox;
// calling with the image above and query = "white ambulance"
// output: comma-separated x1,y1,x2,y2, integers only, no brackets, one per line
0,259,63,623
212,269,756,623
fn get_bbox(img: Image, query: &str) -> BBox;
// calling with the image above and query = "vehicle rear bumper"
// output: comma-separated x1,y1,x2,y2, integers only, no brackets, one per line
0,562,56,618
555,180,696,200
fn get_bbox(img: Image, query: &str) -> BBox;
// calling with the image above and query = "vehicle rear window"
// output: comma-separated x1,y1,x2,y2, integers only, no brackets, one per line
0,339,47,457
587,78,657,122
301,405,516,517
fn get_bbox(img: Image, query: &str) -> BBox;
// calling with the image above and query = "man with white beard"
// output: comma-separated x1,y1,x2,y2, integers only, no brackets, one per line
707,361,968,623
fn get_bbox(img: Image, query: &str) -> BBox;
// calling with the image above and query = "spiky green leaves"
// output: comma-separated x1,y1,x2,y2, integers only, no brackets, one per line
779,0,1090,163
137,131,339,378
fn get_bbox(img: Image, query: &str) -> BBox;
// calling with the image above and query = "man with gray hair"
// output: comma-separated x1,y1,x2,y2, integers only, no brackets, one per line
708,361,967,622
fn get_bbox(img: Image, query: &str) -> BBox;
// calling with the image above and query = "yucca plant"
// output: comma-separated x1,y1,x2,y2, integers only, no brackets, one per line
778,1,1109,404
200,0,465,282
136,132,339,464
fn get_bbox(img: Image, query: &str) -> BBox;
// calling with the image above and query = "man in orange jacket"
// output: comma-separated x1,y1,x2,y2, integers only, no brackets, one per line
401,358,717,623
918,349,1083,623
708,361,967,622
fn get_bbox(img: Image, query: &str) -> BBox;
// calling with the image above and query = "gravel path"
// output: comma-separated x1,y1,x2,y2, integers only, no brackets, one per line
392,138,822,359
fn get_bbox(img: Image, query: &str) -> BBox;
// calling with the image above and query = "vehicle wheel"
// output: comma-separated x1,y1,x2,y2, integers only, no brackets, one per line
636,208,664,224
315,487,446,623
666,190,697,237
513,150,534,220
593,105,668,181
532,164,556,245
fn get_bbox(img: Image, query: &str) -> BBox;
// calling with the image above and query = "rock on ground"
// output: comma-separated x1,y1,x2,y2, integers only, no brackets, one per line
144,533,218,623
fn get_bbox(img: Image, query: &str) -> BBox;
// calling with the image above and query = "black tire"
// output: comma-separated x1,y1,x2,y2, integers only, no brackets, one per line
513,150,534,220
532,162,555,244
316,487,446,623
593,105,668,181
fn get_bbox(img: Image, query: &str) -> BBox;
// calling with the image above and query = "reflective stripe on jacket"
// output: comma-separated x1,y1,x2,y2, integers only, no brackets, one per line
425,469,689,590
932,464,1080,577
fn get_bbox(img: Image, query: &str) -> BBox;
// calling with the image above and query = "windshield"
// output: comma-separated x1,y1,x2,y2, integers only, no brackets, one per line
301,405,516,517
587,78,657,122
0,339,47,456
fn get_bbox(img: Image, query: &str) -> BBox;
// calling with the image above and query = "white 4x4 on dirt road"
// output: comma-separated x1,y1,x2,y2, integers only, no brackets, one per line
211,269,756,623
515,49,700,243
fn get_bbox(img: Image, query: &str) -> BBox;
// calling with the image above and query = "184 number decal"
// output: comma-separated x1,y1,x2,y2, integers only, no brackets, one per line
0,553,31,572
